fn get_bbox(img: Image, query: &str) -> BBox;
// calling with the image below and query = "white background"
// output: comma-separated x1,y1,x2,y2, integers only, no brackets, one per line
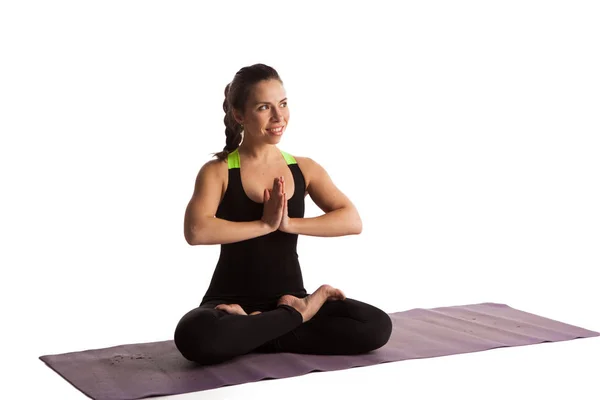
1,1,599,399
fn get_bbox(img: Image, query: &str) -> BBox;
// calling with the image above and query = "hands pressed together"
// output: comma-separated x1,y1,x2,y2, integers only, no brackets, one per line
261,176,291,233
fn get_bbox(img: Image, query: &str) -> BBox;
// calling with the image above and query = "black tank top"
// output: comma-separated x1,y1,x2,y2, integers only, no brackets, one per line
200,148,308,306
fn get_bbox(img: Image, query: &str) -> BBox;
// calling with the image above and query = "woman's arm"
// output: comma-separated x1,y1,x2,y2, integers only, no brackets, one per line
184,160,275,245
283,157,362,237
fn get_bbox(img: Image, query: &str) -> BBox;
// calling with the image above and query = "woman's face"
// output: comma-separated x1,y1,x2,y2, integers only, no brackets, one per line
235,79,289,144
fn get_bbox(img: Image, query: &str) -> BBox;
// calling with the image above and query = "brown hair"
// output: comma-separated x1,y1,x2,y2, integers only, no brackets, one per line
212,63,283,161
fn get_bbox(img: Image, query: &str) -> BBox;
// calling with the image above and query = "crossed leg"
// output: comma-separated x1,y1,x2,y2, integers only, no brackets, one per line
174,302,303,365
174,287,392,365
253,298,392,355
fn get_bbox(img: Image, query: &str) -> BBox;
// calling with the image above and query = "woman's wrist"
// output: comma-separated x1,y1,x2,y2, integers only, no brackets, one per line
258,218,278,233
280,217,297,234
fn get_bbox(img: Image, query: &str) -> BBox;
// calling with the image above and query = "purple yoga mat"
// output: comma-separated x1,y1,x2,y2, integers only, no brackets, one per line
40,302,599,400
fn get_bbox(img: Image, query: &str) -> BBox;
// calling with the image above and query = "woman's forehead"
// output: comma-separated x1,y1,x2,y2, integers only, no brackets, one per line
249,80,286,103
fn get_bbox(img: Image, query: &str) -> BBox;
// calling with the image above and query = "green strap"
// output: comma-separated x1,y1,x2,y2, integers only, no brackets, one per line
280,150,297,165
227,148,240,169
227,148,296,169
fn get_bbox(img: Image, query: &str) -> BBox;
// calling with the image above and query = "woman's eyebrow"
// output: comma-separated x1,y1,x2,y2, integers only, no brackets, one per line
253,97,288,106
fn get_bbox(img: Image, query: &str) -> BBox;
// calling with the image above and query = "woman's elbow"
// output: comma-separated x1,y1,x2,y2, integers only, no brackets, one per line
185,225,206,245
350,209,362,235
184,230,197,246
353,218,363,235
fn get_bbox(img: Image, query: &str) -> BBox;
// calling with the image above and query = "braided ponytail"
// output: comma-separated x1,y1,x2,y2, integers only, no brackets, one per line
213,83,243,161
212,64,282,161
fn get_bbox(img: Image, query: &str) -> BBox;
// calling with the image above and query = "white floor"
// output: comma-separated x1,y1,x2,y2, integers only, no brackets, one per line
3,1,599,399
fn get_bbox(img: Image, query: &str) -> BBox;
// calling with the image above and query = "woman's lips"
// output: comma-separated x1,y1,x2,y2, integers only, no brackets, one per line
267,126,284,135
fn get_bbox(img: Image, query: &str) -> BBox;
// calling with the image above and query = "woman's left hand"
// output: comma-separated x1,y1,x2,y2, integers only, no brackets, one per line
278,177,292,233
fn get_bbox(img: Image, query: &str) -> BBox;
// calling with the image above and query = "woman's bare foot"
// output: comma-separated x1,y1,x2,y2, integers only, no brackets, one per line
214,304,262,316
214,304,247,315
277,284,346,323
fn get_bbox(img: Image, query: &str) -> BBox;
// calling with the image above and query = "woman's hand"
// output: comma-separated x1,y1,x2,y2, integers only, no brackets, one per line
261,177,285,231
278,177,292,233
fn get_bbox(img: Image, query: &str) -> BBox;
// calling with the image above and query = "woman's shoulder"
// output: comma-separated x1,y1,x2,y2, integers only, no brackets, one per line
284,153,327,187
287,153,322,169
204,156,228,170
197,156,229,181
287,154,314,171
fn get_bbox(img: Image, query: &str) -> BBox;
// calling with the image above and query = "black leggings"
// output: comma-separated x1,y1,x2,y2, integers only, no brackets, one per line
174,296,393,366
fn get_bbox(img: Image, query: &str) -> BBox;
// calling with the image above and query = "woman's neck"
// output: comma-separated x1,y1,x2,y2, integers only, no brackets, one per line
237,142,280,163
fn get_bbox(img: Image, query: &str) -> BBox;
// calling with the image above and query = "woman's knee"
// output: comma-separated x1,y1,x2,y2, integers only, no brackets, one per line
357,304,393,352
369,307,393,349
174,307,225,364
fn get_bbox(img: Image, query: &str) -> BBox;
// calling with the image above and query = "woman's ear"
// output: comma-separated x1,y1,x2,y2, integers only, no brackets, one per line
231,109,244,126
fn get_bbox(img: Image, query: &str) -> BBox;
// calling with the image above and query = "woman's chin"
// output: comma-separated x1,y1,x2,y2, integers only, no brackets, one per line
267,131,284,138
267,133,283,141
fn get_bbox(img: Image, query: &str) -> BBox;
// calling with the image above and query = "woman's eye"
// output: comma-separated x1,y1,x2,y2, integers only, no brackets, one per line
259,102,287,111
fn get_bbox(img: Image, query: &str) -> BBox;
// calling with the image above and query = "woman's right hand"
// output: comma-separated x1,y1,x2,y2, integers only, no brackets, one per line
261,177,284,231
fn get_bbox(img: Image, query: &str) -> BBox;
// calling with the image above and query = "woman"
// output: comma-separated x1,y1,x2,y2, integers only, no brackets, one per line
174,64,392,365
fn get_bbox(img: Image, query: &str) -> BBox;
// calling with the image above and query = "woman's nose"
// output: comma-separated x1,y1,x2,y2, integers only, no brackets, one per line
272,109,283,120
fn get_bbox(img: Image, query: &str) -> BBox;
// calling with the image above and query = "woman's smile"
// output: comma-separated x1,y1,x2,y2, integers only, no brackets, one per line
266,126,285,136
